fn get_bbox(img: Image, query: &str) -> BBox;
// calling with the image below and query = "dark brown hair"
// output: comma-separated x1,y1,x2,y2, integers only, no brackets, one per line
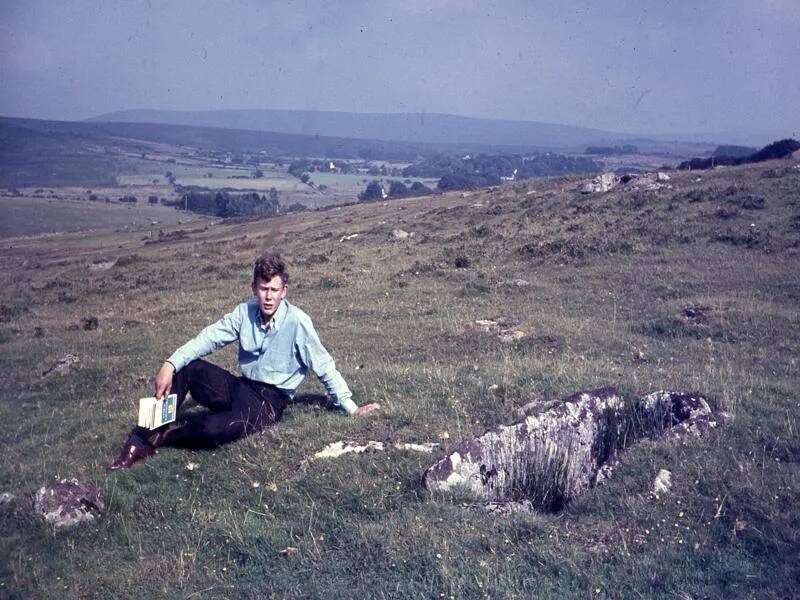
253,252,289,286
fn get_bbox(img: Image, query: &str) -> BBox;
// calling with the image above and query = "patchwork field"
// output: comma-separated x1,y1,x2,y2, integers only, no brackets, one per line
0,159,798,598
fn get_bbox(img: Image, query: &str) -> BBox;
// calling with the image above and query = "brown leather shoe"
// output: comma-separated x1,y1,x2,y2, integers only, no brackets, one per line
109,443,156,470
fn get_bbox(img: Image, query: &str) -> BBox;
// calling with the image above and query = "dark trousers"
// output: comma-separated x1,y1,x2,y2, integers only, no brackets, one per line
127,359,289,450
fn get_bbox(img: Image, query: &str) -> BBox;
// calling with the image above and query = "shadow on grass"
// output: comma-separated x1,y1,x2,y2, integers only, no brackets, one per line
291,392,330,409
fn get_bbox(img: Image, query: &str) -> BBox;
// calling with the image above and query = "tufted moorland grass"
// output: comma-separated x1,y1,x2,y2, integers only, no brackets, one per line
0,159,799,598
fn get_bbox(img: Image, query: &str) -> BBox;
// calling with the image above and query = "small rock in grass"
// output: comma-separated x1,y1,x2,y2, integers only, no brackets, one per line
81,316,99,331
42,354,80,377
475,319,499,331
652,469,672,496
499,329,526,343
89,259,117,272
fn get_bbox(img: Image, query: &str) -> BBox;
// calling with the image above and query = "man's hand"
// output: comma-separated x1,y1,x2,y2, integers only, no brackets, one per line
154,361,175,399
354,402,380,417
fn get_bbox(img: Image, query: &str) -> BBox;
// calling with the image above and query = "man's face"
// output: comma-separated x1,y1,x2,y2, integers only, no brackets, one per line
252,275,287,321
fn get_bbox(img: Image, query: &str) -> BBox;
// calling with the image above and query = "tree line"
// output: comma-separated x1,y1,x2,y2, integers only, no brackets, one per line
401,153,600,191
177,190,302,218
678,139,799,170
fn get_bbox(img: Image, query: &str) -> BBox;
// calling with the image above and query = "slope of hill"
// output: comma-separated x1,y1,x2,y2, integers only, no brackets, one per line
0,158,798,597
91,108,639,150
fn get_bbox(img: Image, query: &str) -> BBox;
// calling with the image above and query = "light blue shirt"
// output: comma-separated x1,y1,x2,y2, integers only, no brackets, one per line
167,299,357,414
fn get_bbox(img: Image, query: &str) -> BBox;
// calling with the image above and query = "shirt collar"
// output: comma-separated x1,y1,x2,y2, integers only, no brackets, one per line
261,299,288,331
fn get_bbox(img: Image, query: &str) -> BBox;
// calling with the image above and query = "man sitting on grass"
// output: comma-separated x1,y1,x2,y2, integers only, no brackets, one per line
110,251,379,470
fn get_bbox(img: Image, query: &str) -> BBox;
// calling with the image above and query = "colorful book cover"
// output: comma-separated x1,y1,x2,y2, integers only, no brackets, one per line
137,394,178,429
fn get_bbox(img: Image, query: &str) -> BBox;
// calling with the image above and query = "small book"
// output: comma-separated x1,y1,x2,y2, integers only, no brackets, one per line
137,394,178,430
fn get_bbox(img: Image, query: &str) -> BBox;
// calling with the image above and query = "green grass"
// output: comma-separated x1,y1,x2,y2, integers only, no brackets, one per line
0,159,799,598
0,196,203,238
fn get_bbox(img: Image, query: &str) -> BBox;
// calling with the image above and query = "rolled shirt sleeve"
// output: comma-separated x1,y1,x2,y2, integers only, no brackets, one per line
296,320,357,414
167,305,244,372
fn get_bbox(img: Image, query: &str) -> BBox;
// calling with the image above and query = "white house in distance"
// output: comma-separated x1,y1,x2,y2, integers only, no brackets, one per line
501,168,518,182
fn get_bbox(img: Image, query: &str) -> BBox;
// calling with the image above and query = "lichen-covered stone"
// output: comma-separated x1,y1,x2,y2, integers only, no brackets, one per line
33,478,104,529
652,469,673,496
580,173,619,194
424,388,719,511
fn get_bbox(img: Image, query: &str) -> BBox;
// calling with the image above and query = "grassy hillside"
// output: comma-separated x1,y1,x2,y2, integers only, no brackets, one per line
0,158,798,598
0,195,204,238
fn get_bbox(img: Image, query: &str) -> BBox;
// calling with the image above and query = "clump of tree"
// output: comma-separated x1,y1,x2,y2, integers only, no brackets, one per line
179,191,284,218
358,179,433,202
585,145,638,155
358,180,385,202
387,180,432,198
678,138,800,170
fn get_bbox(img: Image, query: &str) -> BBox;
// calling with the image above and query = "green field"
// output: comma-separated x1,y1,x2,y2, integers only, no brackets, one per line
175,176,302,192
116,159,259,186
1,159,799,598
108,153,439,207
0,196,203,238
309,172,439,194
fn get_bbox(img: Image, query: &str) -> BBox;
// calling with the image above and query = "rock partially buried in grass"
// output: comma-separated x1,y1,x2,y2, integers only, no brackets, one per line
580,172,619,194
33,478,104,529
652,469,672,496
310,440,439,461
42,353,79,377
498,329,526,343
88,258,117,272
424,387,721,511
389,229,411,241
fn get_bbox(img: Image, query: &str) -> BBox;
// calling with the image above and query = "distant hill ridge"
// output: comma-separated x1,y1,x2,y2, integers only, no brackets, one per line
89,108,636,150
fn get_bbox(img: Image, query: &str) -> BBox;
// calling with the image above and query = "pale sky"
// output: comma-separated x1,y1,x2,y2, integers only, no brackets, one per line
1,0,798,140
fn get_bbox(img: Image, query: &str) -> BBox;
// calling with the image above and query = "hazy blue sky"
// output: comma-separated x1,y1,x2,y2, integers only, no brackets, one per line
1,0,798,140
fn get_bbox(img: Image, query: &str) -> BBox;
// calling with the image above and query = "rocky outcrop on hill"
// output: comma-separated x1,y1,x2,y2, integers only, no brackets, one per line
579,171,672,194
424,387,721,511
580,172,619,194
